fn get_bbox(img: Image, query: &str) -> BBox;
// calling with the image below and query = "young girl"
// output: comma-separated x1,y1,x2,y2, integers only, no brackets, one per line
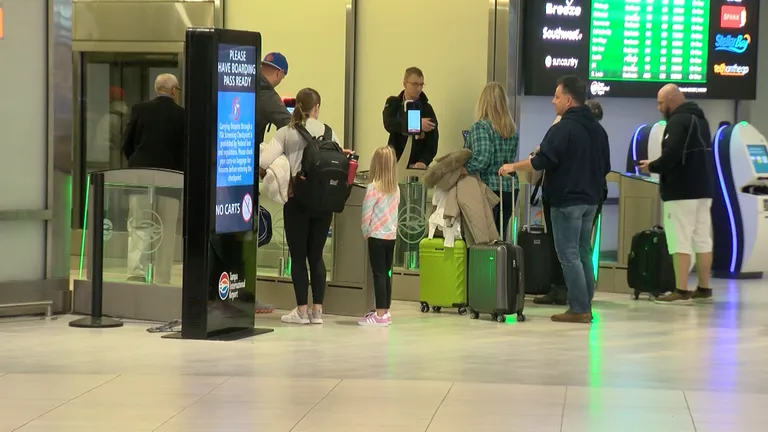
359,146,400,327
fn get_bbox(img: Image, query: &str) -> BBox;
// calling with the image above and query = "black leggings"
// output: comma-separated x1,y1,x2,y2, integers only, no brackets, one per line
283,198,333,306
368,238,395,309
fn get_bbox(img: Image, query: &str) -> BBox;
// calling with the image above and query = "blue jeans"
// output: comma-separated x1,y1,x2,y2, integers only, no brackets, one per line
550,204,598,314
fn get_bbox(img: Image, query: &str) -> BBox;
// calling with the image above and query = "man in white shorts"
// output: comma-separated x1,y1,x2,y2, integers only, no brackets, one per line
639,84,714,305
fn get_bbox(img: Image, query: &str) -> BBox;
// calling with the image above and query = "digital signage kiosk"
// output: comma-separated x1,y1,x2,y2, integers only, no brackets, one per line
168,28,272,340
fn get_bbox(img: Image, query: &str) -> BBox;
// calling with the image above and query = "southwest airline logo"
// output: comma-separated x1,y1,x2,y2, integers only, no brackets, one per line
218,272,230,300
714,34,751,54
721,6,746,28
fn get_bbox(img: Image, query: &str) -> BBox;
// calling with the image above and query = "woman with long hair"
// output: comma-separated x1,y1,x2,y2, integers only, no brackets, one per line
463,82,519,239
260,87,347,325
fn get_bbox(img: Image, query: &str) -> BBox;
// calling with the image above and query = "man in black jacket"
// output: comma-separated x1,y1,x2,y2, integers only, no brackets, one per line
122,73,185,285
638,84,714,306
500,76,610,323
383,67,438,168
256,52,292,144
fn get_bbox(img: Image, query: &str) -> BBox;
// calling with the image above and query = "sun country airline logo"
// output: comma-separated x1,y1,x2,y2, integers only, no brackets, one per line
545,55,579,69
546,0,581,17
714,34,751,54
721,5,747,29
218,272,230,300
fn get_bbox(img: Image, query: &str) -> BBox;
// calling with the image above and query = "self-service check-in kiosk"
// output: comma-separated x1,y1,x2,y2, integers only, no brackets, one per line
626,122,666,178
712,122,768,279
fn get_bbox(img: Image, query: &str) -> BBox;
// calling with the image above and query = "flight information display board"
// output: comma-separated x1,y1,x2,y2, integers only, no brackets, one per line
523,0,760,99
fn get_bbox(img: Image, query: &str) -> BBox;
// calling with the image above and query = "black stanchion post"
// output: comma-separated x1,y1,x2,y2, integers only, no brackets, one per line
70,172,123,329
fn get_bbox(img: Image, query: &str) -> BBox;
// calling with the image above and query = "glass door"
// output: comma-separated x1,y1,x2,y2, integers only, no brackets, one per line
73,52,181,230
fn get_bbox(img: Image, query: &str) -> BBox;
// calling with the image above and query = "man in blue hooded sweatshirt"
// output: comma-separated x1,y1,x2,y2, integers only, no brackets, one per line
499,75,611,323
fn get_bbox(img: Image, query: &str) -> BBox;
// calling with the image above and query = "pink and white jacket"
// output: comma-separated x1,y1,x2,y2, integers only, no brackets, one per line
361,184,400,240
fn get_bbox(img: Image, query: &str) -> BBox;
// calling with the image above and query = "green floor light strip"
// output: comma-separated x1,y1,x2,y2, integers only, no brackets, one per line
78,173,91,279
591,213,602,281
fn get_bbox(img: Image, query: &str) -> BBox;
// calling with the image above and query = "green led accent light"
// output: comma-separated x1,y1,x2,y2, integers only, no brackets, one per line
388,268,392,278
592,214,602,281
78,173,91,279
739,121,748,126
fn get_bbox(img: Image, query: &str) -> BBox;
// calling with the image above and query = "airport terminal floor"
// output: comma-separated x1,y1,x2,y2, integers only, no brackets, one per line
2,276,768,432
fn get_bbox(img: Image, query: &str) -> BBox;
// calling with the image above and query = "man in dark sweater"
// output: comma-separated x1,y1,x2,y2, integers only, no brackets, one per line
638,84,714,306
382,67,438,168
499,76,610,323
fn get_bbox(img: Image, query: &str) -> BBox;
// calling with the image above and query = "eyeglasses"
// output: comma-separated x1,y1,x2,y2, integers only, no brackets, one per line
406,81,425,88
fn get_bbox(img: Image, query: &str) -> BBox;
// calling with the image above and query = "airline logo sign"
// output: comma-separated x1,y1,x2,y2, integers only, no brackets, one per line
720,5,747,29
546,0,581,17
714,34,750,54
713,63,750,77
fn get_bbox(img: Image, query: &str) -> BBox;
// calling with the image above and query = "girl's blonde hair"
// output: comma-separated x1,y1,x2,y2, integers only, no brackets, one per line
369,146,398,196
476,82,517,138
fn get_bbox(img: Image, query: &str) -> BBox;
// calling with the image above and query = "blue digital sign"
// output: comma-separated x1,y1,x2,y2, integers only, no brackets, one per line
215,43,258,233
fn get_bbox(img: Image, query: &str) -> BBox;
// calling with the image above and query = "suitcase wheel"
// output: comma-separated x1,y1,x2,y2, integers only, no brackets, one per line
420,302,430,313
631,290,641,300
457,306,468,316
495,314,506,323
516,313,526,323
469,310,479,320
432,306,442,313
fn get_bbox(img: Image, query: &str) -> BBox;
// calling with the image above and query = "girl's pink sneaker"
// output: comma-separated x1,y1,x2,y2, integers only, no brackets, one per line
358,311,389,327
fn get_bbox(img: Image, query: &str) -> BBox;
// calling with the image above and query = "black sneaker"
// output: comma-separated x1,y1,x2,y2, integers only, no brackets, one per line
533,285,567,306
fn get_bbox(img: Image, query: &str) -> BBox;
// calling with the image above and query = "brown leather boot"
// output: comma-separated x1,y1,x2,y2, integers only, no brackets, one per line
551,310,592,324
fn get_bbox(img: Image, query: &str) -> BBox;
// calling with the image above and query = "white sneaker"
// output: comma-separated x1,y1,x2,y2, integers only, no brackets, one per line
281,308,310,324
310,309,324,324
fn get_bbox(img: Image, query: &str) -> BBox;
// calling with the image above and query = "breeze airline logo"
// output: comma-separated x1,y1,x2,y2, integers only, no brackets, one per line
721,5,747,29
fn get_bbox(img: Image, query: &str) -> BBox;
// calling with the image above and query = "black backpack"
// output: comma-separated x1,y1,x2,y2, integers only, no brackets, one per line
293,124,350,213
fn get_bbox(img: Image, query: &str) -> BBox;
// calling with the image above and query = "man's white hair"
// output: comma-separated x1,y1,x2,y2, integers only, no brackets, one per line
154,73,179,95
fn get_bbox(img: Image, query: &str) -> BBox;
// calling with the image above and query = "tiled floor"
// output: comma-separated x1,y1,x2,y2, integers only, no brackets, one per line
1,277,768,431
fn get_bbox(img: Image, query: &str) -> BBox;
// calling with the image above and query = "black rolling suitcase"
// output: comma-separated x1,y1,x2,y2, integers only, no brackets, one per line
517,224,555,295
627,226,675,300
467,177,526,323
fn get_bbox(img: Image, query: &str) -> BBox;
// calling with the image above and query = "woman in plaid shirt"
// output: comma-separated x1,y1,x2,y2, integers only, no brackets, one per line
463,82,519,241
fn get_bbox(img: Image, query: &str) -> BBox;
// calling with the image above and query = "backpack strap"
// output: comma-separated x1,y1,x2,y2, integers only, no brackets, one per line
530,175,543,206
322,124,333,141
294,124,316,145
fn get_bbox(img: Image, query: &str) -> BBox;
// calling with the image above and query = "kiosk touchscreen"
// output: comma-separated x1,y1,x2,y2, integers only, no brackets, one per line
712,122,768,279
625,122,665,177
171,28,272,340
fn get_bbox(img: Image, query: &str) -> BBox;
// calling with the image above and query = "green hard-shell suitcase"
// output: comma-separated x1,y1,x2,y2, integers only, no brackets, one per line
418,238,468,315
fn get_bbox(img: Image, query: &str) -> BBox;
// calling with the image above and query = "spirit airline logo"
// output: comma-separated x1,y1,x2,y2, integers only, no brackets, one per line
721,5,747,29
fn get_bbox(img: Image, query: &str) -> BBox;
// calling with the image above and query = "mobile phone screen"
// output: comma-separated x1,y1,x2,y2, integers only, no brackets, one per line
407,109,421,134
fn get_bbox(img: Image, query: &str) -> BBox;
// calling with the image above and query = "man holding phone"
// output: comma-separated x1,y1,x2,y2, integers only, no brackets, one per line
383,67,439,169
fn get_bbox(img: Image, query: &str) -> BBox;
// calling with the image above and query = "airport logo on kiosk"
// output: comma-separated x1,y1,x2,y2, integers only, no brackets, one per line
720,5,746,29
714,34,751,54
241,193,253,223
218,272,230,300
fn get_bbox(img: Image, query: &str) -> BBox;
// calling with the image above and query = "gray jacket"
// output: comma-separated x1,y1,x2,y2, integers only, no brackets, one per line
256,74,292,144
